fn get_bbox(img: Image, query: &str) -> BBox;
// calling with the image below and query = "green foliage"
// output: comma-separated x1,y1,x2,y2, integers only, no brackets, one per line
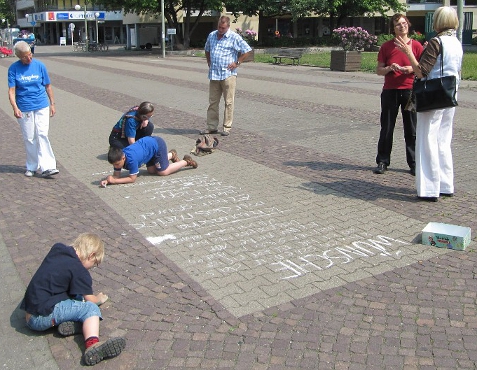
376,32,425,46
258,36,336,47
224,0,406,29
0,0,15,24
293,0,406,29
252,50,477,80
462,52,477,80
224,0,288,17
410,32,425,44
97,0,223,48
377,33,394,45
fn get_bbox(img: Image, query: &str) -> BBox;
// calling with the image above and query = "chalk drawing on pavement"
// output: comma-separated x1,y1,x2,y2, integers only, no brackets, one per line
132,174,410,281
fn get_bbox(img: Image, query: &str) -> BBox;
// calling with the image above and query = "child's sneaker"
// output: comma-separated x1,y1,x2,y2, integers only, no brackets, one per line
58,321,82,336
83,337,126,366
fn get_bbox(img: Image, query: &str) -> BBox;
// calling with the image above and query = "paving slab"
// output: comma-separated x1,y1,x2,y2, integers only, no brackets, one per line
0,45,477,369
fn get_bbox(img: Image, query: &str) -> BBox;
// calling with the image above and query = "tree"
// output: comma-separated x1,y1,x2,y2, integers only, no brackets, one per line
224,0,406,33
0,0,16,25
224,0,291,18
298,0,406,30
97,0,223,48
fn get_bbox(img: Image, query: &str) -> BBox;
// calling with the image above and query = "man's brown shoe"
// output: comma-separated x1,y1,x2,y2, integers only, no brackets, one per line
183,155,198,168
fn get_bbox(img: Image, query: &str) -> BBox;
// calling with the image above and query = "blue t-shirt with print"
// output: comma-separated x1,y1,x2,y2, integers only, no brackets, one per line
122,136,159,175
8,59,51,112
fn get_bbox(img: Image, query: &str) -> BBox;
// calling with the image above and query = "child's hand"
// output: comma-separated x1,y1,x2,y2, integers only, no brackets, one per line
97,292,109,305
100,179,108,188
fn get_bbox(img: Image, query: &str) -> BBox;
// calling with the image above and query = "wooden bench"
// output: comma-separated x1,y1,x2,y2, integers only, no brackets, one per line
272,48,305,65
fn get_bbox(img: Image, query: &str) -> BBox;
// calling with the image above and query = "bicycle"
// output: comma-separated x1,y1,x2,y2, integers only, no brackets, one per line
87,42,109,52
88,42,99,52
73,42,87,52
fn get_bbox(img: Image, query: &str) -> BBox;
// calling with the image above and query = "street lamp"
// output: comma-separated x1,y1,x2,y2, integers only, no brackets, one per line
161,0,165,58
94,12,99,43
2,18,12,47
75,3,88,50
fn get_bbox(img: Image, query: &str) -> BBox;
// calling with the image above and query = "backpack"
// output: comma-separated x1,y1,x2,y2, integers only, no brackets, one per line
193,134,219,156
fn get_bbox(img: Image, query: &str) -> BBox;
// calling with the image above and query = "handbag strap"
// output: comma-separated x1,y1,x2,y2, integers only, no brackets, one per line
420,36,444,83
437,36,444,78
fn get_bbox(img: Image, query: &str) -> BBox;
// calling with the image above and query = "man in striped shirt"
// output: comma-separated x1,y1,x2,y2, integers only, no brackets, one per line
202,16,252,136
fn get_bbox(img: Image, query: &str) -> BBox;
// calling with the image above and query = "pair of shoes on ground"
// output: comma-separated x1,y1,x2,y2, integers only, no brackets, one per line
417,193,454,202
25,169,59,177
199,129,230,136
417,196,438,202
169,150,198,168
373,163,416,176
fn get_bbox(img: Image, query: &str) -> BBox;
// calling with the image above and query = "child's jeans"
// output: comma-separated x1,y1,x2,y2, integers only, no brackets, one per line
27,299,102,331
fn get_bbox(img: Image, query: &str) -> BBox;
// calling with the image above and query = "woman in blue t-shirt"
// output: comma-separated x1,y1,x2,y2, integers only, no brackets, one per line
7,41,59,178
109,101,155,149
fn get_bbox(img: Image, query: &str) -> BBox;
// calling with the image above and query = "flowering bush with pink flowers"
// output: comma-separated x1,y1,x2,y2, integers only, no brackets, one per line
332,27,377,51
235,28,257,42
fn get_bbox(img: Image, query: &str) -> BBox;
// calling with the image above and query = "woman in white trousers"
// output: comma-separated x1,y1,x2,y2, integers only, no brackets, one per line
8,41,59,178
394,6,463,202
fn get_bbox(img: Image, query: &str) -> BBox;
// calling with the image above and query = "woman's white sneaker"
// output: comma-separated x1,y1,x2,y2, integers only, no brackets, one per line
41,169,59,177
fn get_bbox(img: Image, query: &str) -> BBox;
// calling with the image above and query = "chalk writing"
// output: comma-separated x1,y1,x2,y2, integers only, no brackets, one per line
133,175,411,281
271,235,409,279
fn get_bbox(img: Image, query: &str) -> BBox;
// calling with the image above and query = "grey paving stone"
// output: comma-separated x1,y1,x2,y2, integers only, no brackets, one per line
1,45,477,369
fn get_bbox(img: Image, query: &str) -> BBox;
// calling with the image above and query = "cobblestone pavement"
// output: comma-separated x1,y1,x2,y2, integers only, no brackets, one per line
1,45,477,369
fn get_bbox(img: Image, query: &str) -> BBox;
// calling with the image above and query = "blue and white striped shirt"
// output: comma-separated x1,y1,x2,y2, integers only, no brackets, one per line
205,29,252,81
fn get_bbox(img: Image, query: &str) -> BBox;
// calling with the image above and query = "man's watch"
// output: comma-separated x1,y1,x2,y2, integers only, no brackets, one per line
236,61,241,65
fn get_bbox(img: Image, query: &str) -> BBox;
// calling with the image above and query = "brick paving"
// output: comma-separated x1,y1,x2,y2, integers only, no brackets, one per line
0,45,477,369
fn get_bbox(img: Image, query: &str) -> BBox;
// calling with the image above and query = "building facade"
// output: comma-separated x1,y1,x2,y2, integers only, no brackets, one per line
12,0,476,47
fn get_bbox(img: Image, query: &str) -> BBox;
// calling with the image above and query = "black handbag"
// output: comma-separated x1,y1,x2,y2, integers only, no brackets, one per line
413,37,458,113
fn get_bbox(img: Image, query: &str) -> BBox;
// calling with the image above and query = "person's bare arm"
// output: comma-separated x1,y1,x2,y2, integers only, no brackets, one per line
84,293,109,305
100,170,137,187
8,87,22,118
45,84,56,116
376,61,392,76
